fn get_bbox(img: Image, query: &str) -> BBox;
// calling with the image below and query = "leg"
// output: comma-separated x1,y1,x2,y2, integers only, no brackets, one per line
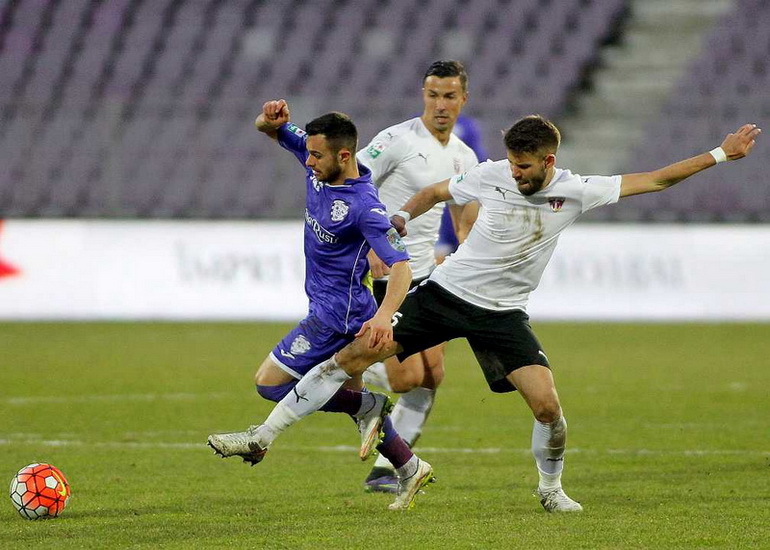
366,344,445,492
208,317,396,463
255,356,369,416
375,415,436,510
507,365,582,513
259,335,399,432
464,306,581,512
255,284,450,459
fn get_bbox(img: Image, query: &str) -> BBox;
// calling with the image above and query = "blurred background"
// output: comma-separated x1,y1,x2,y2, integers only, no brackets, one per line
0,0,767,221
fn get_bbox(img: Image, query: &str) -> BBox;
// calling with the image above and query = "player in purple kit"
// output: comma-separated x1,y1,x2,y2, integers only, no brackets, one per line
208,99,435,511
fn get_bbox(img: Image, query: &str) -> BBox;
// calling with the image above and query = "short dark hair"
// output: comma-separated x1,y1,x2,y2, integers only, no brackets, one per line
503,115,561,154
305,112,358,153
423,60,468,92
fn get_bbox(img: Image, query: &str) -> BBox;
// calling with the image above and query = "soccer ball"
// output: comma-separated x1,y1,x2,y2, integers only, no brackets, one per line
9,463,71,520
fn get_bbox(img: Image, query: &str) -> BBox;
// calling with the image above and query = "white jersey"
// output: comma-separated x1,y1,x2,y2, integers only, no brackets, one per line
357,117,478,279
430,160,621,311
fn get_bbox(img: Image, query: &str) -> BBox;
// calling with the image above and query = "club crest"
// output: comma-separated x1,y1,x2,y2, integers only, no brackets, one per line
290,335,312,355
386,227,407,252
548,197,565,212
330,199,349,222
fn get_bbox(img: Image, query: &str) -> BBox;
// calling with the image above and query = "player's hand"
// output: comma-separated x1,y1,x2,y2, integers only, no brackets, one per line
390,215,408,237
721,123,761,160
367,249,390,279
355,312,393,350
261,99,290,128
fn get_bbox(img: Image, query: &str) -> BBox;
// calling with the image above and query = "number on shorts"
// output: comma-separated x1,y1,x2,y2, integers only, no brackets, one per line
391,311,403,327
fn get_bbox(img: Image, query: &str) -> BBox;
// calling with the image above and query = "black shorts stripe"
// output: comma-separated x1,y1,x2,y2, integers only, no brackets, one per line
372,276,428,305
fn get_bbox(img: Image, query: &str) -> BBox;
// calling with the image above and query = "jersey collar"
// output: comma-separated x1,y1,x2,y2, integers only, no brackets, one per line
323,163,373,188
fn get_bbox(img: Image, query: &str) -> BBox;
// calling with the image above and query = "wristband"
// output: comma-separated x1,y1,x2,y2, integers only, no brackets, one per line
394,210,411,223
709,146,727,164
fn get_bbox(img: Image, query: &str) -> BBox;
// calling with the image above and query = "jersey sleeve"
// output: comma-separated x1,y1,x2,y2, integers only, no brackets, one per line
447,161,485,205
580,175,622,213
276,123,310,166
358,206,410,267
356,132,405,186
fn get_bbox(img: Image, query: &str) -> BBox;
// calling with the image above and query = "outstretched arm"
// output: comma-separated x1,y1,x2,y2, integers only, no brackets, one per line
619,123,761,198
391,179,453,236
254,99,291,140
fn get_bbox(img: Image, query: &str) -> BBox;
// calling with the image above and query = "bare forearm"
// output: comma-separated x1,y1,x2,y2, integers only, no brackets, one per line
622,153,715,196
654,153,716,187
399,179,452,219
377,261,412,317
620,123,761,198
456,202,479,243
255,114,280,139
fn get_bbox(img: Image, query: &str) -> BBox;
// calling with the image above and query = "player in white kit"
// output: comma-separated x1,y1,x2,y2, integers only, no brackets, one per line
356,61,478,492
245,116,760,512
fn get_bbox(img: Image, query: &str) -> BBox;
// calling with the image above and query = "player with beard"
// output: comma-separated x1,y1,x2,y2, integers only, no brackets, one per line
208,100,435,511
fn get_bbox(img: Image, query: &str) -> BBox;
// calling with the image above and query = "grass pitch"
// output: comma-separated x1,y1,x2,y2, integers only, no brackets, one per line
1,322,768,549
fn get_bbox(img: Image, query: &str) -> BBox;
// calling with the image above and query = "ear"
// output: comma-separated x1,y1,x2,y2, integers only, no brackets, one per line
338,148,352,163
544,153,556,169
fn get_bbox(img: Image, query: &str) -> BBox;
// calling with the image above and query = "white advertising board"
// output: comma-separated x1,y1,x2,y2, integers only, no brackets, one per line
0,220,307,320
0,220,768,321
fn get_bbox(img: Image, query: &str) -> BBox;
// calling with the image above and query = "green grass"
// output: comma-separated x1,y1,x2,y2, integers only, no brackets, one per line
0,322,768,549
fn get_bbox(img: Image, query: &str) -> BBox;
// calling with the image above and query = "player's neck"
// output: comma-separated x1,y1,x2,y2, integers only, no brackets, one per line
541,167,557,190
420,115,453,146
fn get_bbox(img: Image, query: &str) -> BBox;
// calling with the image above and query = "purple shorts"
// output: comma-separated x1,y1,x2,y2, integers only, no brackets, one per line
269,314,357,379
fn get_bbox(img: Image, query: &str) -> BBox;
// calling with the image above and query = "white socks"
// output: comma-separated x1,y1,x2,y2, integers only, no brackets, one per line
261,357,351,445
373,387,435,470
362,361,392,391
395,455,420,480
531,416,567,491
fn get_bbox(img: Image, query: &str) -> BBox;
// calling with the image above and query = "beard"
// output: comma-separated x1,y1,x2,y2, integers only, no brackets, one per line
517,176,545,196
319,163,342,183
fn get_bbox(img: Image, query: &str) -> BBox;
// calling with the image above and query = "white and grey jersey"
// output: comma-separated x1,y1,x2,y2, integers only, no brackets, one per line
430,160,621,311
357,117,478,279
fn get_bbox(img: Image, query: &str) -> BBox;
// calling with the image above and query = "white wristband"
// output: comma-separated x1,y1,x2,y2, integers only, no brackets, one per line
394,210,411,223
709,146,727,164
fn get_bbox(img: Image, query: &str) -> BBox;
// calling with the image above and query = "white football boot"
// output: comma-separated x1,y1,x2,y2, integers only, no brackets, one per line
388,459,435,511
537,487,583,512
207,425,269,466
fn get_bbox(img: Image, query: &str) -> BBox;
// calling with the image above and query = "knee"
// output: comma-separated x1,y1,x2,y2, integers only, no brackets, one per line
531,399,562,424
336,340,390,377
389,370,423,393
254,369,272,387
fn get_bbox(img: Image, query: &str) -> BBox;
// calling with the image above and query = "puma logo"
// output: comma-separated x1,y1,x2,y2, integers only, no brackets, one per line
292,387,309,403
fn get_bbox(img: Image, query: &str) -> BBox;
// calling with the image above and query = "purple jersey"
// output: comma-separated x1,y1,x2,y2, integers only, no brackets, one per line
277,123,410,334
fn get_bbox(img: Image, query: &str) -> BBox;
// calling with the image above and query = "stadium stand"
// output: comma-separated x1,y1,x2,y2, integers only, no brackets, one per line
598,0,769,222
0,0,765,220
